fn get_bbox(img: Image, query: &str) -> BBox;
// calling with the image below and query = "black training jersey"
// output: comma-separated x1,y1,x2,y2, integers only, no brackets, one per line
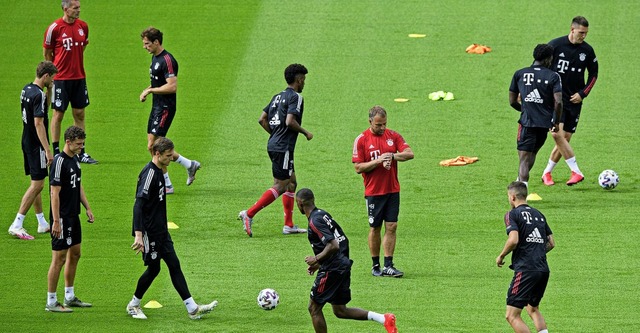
263,87,304,152
549,36,598,102
49,152,82,217
132,162,168,237
510,65,562,128
504,204,553,272
307,208,351,271
149,50,178,108
21,83,48,150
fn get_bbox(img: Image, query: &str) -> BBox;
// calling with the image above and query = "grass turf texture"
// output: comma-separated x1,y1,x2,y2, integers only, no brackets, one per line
1,1,639,332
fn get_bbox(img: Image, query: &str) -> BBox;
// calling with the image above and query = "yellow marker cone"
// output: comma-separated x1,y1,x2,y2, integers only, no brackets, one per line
394,98,409,102
408,34,426,38
167,222,179,229
527,193,542,201
144,300,163,308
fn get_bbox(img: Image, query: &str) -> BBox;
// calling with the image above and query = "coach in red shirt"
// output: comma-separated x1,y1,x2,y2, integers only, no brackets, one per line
352,105,414,278
43,0,96,164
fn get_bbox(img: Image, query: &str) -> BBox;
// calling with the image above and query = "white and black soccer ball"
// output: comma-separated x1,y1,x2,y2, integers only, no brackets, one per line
257,288,279,310
598,169,619,190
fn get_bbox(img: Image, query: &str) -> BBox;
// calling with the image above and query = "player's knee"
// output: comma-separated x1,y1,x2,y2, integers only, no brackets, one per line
308,301,322,316
287,181,297,193
53,111,65,123
332,306,348,318
72,109,85,122
385,222,398,233
30,181,45,193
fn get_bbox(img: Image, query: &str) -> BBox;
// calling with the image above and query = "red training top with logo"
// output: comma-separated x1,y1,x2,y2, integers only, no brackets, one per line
43,18,89,80
352,129,410,196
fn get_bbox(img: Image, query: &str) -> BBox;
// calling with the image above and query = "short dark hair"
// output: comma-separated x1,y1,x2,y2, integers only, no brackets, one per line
61,0,73,9
284,64,308,84
152,137,174,154
296,188,315,205
507,181,528,200
141,27,163,45
572,16,589,27
64,126,86,142
533,44,554,61
368,105,387,120
36,61,58,78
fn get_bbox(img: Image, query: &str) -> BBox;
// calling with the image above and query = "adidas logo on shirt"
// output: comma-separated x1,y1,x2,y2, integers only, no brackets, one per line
526,227,544,243
524,89,543,104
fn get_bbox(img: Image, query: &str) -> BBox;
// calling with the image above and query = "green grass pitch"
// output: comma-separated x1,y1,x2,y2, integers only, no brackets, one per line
1,1,639,332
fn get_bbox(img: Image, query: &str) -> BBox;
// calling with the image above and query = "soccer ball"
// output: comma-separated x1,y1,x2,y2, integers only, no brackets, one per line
598,169,619,190
257,288,279,310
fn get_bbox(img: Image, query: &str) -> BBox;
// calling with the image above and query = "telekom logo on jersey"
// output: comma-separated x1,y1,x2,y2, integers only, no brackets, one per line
523,73,535,86
369,150,382,160
62,37,74,51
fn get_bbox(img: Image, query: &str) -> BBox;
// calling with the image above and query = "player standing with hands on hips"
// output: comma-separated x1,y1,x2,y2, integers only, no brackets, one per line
352,106,413,277
541,16,598,186
296,188,398,333
46,126,95,312
497,181,555,333
238,64,312,237
140,27,201,194
127,137,217,320
43,0,97,164
8,61,58,240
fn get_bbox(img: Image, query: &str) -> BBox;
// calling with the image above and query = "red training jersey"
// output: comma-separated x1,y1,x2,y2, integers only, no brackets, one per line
43,18,89,80
352,129,410,196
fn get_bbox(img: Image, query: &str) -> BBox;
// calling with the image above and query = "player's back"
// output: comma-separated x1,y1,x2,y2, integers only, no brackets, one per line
506,204,552,272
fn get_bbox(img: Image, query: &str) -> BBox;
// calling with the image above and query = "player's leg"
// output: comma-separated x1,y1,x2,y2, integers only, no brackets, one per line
552,125,583,185
63,242,91,307
33,192,50,233
308,299,328,333
239,152,290,236
505,305,531,333
525,305,547,333
71,107,85,132
282,170,306,234
283,171,297,228
11,179,44,233
366,195,384,275
46,249,71,312
51,110,65,155
517,150,536,185
170,149,201,186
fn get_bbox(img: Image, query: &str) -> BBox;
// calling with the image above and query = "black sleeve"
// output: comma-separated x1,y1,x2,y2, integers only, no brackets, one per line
132,197,146,236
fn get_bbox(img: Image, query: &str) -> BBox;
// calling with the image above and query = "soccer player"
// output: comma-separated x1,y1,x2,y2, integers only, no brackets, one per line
496,181,555,333
127,137,217,320
509,44,577,187
238,64,312,237
541,16,598,186
46,126,95,313
8,61,58,240
140,27,200,194
44,0,97,164
296,188,398,333
352,106,413,277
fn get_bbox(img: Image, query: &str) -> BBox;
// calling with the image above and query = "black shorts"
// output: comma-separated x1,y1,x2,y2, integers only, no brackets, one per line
365,192,400,228
51,79,89,112
23,146,48,180
141,232,176,266
147,105,176,137
506,271,550,309
268,150,294,180
51,215,82,251
560,106,581,133
311,268,352,305
517,125,548,153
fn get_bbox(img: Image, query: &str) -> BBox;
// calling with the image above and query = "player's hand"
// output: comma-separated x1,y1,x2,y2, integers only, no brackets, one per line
86,209,95,223
46,150,54,167
139,90,149,102
551,124,559,133
496,255,505,267
305,131,313,141
131,235,144,254
51,220,61,239
307,265,319,275
569,93,583,104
